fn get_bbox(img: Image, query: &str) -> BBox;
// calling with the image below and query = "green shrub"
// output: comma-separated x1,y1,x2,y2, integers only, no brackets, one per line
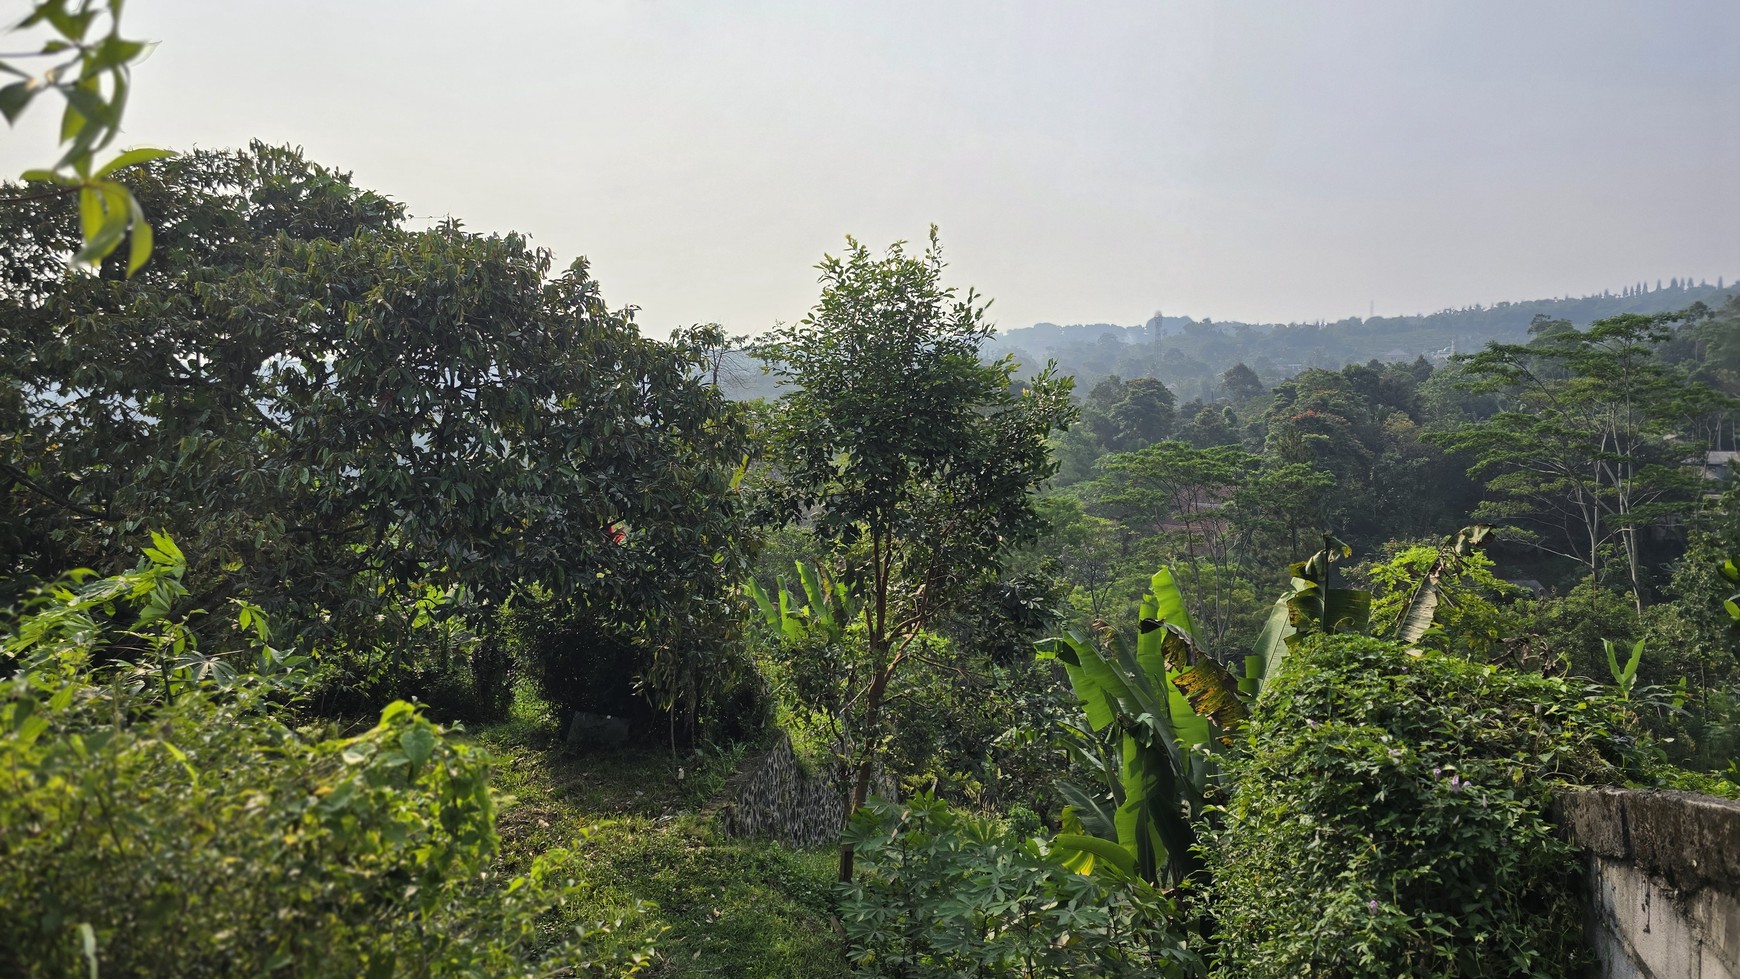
838,794,1202,978
1205,634,1631,978
506,596,771,749
0,545,656,977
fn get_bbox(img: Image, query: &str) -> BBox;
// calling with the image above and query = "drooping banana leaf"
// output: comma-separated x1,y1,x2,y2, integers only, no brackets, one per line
1394,566,1443,648
1452,523,1495,556
1050,833,1138,880
1322,587,1372,633
1252,597,1294,693
1171,653,1248,741
1138,573,1213,760
1055,779,1118,841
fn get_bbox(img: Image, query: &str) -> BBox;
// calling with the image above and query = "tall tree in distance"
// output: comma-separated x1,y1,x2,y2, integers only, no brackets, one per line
1430,311,1720,608
1221,362,1267,402
755,229,1075,881
1108,376,1177,449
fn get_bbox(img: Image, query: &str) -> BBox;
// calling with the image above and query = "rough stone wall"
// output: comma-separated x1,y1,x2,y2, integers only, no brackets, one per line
715,732,847,849
1558,788,1740,979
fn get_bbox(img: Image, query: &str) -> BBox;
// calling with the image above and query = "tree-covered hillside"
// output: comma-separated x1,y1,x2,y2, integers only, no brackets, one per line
990,279,1737,402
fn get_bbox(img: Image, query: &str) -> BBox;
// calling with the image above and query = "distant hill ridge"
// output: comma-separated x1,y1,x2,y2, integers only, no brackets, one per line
1002,278,1734,352
722,279,1736,403
987,278,1736,401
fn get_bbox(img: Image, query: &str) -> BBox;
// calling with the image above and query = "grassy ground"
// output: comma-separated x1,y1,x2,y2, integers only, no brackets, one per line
471,699,849,977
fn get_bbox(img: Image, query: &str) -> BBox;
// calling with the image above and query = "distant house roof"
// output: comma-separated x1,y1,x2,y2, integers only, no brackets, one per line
1701,451,1740,481
1504,578,1547,597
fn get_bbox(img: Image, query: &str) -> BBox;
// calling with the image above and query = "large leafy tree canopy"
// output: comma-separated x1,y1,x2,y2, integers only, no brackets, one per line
0,143,746,657
756,229,1075,650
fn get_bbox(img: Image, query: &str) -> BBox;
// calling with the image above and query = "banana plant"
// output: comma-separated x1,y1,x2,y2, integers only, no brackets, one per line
1243,534,1373,697
1391,525,1496,649
1042,533,1488,883
744,560,854,643
1604,637,1646,700
1039,568,1221,886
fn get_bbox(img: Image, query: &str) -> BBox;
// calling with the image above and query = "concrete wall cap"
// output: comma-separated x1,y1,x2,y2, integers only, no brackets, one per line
1557,787,1740,893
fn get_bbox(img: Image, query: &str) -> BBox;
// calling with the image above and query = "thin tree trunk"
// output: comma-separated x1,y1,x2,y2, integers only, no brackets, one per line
838,663,890,882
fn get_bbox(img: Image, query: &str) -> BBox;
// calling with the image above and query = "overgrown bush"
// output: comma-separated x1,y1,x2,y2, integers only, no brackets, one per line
838,794,1201,978
507,596,770,749
305,612,514,725
756,617,1073,816
1205,634,1632,978
0,545,657,977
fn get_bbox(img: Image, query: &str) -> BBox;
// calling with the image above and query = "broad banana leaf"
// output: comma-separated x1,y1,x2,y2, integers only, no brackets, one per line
1050,833,1138,880
795,560,847,641
1056,780,1118,840
1252,597,1294,693
1054,714,1123,806
1323,587,1372,633
1240,655,1262,697
1114,727,1200,884
1394,567,1443,648
1145,567,1198,639
745,578,777,627
1039,629,1137,731
775,584,803,641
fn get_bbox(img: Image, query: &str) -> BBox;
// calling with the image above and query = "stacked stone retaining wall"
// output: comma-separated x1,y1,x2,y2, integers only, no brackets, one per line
714,732,848,849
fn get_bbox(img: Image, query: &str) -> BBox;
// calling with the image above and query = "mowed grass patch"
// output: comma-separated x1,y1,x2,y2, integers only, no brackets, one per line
474,717,848,977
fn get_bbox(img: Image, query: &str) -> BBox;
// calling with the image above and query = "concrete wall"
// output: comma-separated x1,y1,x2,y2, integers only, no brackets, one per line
1559,788,1740,979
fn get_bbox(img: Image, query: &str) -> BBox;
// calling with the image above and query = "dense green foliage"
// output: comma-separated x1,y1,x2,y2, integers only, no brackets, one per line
0,548,654,977
3,111,1738,974
0,145,749,723
838,795,1199,978
1206,635,1631,978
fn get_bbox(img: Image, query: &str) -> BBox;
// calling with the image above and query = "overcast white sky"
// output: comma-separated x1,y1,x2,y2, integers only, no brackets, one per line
5,1,1738,336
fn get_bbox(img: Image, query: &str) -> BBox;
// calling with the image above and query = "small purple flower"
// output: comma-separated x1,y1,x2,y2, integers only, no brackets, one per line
1368,900,1380,913
1387,748,1402,760
1431,767,1441,777
1305,718,1318,728
1448,775,1463,793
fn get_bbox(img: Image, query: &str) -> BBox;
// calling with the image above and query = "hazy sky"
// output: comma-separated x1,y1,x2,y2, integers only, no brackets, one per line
5,1,1738,336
